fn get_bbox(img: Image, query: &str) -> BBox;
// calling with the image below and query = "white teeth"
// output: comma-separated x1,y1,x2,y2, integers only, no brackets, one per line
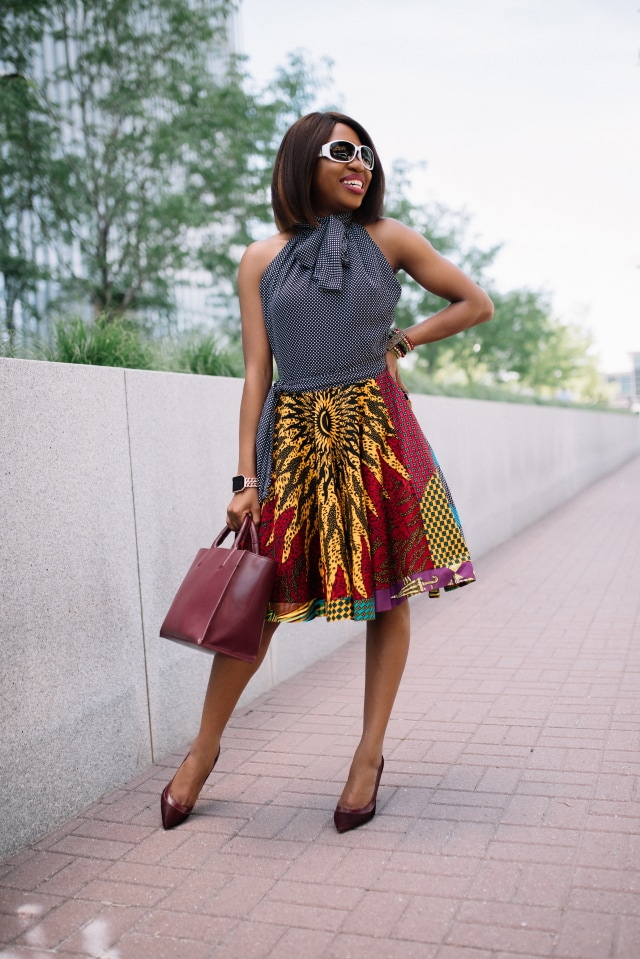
343,180,362,187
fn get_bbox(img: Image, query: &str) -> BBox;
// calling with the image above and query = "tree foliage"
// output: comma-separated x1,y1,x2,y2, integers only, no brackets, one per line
385,161,604,401
0,0,321,331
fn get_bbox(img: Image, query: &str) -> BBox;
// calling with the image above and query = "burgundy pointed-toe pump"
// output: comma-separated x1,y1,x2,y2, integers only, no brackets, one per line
334,757,384,834
161,749,220,830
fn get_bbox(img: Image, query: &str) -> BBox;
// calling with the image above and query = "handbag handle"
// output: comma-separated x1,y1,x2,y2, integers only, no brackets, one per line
211,513,260,554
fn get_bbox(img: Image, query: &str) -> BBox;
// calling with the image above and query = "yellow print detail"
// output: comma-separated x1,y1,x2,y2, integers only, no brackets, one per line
268,380,410,603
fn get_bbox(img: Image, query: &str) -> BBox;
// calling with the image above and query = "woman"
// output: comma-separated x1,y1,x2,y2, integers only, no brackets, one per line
161,111,493,833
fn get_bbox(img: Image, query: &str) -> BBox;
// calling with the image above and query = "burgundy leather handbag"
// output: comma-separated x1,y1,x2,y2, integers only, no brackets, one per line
160,514,276,663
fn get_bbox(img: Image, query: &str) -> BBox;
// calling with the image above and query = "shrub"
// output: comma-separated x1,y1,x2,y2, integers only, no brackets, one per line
44,315,154,369
171,331,241,377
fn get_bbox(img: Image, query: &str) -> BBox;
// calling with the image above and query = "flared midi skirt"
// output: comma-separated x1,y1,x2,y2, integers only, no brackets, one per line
259,369,475,623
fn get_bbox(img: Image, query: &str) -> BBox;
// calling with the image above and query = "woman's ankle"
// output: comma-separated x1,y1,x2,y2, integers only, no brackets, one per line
189,737,221,771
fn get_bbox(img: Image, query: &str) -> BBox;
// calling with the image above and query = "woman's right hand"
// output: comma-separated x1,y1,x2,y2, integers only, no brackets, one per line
385,349,410,397
226,489,261,531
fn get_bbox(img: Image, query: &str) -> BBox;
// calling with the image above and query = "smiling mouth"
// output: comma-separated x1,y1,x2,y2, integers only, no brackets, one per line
341,178,364,189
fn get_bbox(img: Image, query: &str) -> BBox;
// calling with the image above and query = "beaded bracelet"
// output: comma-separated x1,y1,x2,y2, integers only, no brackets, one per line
387,328,415,359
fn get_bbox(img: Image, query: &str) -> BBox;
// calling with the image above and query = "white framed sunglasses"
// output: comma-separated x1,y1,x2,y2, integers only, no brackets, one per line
318,140,375,171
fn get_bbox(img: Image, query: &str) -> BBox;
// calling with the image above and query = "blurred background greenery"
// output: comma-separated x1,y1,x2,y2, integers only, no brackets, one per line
0,0,614,406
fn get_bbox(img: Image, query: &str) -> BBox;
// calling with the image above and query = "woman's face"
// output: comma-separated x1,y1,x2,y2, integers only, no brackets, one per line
311,122,373,218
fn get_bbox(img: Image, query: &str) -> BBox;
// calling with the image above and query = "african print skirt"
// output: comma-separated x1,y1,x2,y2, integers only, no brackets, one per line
259,370,475,623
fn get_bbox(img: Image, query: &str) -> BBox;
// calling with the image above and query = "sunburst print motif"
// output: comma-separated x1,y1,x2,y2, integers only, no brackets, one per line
265,379,410,606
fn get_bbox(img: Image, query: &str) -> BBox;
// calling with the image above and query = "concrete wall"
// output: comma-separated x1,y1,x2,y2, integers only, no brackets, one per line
1,356,639,858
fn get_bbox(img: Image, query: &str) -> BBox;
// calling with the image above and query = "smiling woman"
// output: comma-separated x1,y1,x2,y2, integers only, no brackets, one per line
160,110,493,836
311,124,374,216
270,113,385,229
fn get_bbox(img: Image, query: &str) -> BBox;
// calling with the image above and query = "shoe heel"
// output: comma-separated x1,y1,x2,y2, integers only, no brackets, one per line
334,757,384,834
160,748,220,830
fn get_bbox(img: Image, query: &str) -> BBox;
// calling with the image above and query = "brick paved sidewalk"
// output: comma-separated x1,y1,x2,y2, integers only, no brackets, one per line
2,455,640,959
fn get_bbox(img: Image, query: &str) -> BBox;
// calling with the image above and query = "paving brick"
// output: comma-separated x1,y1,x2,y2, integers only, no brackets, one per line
0,854,73,893
14,898,100,949
466,860,521,902
494,825,580,849
251,896,347,932
68,819,153,844
49,835,133,862
328,934,438,959
81,792,155,824
281,844,348,883
267,926,336,959
154,831,228,868
156,870,228,913
201,875,276,918
514,863,574,908
32,857,109,899
380,786,432,817
446,919,558,955
134,909,237,943
436,948,493,959
372,867,471,899
121,828,190,865
616,915,640,959
576,829,629,868
0,947,72,959
457,899,561,932
573,866,640,893
30,820,81,852
266,879,364,911
75,878,168,907
0,913,39,945
391,893,457,943
237,803,302,839
181,850,289,880
568,886,640,917
477,767,522,794
57,904,147,956
100,932,213,959
487,840,575,866
341,889,410,937
440,821,497,857
208,920,288,958
594,774,636,801
98,860,187,888
0,889,62,918
554,909,617,959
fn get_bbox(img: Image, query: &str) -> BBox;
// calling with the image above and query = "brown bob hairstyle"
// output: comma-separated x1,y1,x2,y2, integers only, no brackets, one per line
271,111,385,231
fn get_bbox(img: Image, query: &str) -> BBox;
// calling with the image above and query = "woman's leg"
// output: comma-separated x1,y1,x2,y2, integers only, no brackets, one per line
167,621,279,807
338,601,410,809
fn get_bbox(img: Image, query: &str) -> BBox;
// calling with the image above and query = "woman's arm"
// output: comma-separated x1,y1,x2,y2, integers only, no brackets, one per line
226,241,276,529
369,217,494,346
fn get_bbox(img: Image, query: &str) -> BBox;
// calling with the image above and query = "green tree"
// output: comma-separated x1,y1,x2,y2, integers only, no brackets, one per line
385,161,604,400
0,0,322,332
384,160,502,377
0,66,62,339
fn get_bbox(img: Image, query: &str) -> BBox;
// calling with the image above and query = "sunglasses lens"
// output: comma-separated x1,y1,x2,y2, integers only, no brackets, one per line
360,146,374,170
329,141,356,162
324,140,375,170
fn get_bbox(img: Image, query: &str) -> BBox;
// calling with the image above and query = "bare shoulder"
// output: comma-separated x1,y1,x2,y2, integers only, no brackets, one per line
240,231,295,280
364,217,433,271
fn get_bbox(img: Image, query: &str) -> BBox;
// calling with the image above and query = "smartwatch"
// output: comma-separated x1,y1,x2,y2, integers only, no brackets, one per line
232,475,259,493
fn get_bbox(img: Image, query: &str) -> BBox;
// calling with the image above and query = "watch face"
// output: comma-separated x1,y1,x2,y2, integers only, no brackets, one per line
232,475,244,493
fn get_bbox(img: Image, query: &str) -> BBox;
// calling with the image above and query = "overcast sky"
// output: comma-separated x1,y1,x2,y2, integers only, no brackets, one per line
239,0,640,373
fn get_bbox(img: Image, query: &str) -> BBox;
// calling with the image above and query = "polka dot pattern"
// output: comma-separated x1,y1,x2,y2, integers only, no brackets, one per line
256,214,402,500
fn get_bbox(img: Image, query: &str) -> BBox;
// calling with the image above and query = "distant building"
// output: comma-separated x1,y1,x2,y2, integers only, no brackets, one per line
605,351,640,411
0,3,237,342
